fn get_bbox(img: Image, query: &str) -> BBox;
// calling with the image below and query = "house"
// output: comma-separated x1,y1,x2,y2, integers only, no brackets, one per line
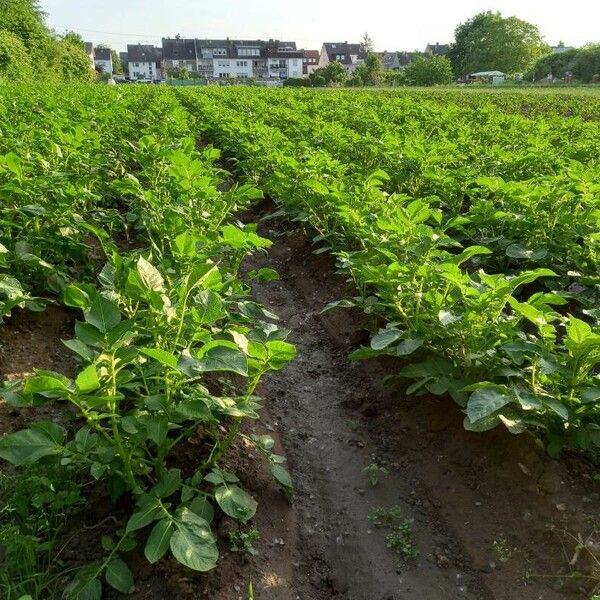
94,47,113,75
319,42,368,73
84,42,95,69
162,37,198,73
424,42,450,56
161,38,302,80
267,48,304,79
303,50,319,75
127,44,162,81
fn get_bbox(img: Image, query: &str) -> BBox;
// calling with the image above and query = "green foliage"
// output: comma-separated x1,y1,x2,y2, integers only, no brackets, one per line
404,55,453,86
0,85,296,595
448,11,549,76
528,45,600,83
182,86,600,456
0,29,31,80
368,506,418,560
0,0,93,81
349,53,384,86
228,526,260,555
309,61,347,86
49,39,95,82
111,48,122,74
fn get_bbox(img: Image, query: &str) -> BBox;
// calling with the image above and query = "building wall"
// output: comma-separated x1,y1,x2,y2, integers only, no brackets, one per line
267,57,303,79
129,61,157,80
212,58,253,78
94,59,113,75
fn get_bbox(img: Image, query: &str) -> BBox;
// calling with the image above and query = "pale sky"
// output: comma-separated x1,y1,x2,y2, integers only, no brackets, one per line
40,0,599,52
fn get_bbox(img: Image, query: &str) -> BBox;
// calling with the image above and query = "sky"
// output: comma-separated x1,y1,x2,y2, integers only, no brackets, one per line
40,0,600,53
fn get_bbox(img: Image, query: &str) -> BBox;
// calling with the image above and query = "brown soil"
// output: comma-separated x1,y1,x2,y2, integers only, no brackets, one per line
0,305,78,437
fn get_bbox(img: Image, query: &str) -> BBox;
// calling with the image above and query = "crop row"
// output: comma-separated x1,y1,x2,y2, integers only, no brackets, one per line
0,85,294,598
178,87,600,457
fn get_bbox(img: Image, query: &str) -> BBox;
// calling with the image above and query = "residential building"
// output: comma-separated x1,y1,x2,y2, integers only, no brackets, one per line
267,48,304,79
94,47,113,75
161,38,301,80
424,42,450,56
127,44,162,81
162,37,198,73
319,42,368,73
303,50,319,75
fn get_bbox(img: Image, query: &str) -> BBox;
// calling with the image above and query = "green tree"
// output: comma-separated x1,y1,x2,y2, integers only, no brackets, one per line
111,49,122,74
309,60,347,86
62,30,85,50
448,11,549,76
0,29,32,80
404,55,453,86
350,53,384,86
49,38,95,82
0,0,50,61
527,44,600,83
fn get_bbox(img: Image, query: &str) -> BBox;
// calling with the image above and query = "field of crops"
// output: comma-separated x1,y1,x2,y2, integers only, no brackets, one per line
0,84,599,599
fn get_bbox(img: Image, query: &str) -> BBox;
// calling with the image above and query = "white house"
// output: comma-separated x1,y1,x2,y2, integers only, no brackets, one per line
267,49,304,79
303,50,320,76
94,47,113,76
127,44,160,81
213,57,254,79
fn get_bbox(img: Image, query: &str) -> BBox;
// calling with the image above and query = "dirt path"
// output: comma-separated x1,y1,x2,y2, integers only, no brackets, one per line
242,205,599,600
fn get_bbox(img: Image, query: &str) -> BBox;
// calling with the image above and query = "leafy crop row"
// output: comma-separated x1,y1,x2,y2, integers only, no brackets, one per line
179,87,600,456
0,85,294,597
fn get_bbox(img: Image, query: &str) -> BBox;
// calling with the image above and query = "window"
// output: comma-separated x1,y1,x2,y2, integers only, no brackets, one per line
236,61,248,67
217,60,228,67
213,48,226,56
134,62,139,67
238,48,259,57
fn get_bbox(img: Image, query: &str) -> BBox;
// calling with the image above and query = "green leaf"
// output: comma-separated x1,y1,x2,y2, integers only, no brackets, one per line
140,348,179,370
137,256,165,292
144,519,173,564
371,328,402,350
85,295,121,333
190,496,215,523
152,469,181,499
23,372,70,395
181,342,248,377
195,290,225,325
105,559,134,594
466,386,513,423
126,501,160,533
75,364,100,394
0,422,64,465
170,508,218,572
271,464,293,496
64,284,92,309
396,338,424,356
214,484,257,523
543,398,569,420
505,244,547,260
266,340,296,370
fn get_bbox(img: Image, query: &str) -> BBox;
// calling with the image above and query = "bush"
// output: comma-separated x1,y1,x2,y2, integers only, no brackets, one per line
283,77,307,87
528,45,600,83
0,29,32,80
405,56,453,86
48,39,95,82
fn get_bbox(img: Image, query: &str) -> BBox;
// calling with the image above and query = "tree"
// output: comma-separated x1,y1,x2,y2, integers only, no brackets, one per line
0,29,32,80
527,44,600,83
62,30,85,50
309,60,347,86
404,55,453,86
361,32,374,53
111,49,122,74
49,38,95,82
448,11,549,76
0,0,50,61
350,53,383,86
